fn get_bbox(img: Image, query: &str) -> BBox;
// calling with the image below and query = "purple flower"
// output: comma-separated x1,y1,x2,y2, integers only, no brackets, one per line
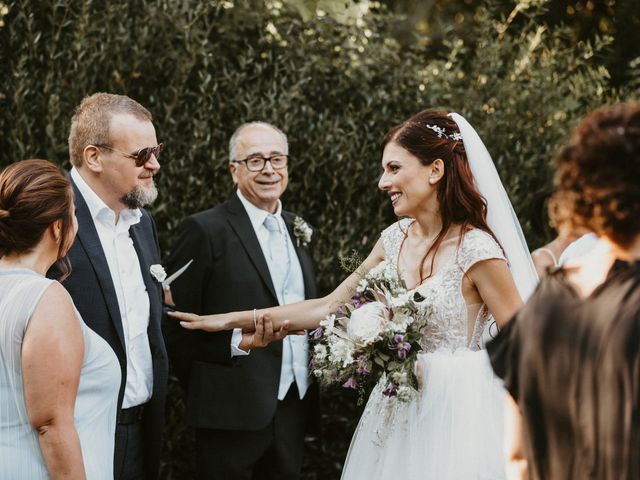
355,355,370,376
389,334,412,359
351,295,364,309
382,384,399,397
342,377,358,389
397,343,411,359
311,327,323,339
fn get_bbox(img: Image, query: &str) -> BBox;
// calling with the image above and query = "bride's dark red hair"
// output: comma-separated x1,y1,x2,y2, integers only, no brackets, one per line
382,108,501,281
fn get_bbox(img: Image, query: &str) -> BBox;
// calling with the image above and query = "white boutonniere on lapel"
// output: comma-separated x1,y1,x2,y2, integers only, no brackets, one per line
293,217,313,247
150,264,167,283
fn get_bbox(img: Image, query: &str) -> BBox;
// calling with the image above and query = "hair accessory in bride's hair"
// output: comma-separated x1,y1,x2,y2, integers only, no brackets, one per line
425,124,462,141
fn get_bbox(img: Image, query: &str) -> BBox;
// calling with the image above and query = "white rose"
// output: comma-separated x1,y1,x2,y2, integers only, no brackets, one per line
319,313,337,333
328,336,355,367
149,264,167,282
390,292,412,308
313,344,328,361
355,278,369,294
384,311,413,333
391,371,408,384
347,301,389,345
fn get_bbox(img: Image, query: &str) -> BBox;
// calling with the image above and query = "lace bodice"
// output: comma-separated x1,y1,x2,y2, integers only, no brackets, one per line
379,219,506,352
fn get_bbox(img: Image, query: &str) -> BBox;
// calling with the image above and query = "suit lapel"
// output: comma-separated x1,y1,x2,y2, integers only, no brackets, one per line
71,179,126,349
225,195,278,301
130,222,161,336
283,212,316,299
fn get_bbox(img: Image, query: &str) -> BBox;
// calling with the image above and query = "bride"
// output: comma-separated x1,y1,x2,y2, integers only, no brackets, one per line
171,109,538,478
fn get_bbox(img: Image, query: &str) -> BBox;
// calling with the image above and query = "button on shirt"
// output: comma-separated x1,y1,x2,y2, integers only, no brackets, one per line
236,190,310,400
71,168,153,408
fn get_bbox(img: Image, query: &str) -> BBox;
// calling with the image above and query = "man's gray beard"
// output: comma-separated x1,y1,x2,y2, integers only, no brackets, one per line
121,183,158,209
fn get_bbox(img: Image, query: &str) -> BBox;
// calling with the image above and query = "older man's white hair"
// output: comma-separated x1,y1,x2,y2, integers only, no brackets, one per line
228,121,289,163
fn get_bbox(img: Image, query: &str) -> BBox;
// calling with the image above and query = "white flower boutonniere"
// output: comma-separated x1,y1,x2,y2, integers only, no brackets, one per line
293,216,313,247
150,264,167,283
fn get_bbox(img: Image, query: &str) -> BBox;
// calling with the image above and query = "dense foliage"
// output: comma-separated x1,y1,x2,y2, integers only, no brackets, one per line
1,1,637,478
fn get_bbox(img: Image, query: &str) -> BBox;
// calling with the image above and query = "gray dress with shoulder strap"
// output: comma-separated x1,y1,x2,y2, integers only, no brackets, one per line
0,268,120,479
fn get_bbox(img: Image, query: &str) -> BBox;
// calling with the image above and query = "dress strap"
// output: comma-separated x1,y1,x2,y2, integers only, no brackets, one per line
532,247,559,267
380,218,412,263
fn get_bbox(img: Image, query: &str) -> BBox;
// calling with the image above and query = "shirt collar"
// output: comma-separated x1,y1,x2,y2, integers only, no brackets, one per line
71,167,142,227
236,189,282,231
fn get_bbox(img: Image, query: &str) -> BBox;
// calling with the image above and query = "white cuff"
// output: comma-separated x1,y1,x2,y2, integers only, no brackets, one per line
230,328,250,357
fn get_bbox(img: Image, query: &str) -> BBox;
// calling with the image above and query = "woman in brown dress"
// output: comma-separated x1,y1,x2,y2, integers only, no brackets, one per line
488,102,640,480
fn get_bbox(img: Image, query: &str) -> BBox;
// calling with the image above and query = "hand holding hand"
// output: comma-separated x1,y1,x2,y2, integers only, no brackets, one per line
239,313,290,350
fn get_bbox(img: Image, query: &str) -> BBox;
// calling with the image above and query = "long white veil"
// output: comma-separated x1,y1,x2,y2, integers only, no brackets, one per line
449,113,538,302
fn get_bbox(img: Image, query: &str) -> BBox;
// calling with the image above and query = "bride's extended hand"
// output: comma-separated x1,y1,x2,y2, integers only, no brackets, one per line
168,311,230,332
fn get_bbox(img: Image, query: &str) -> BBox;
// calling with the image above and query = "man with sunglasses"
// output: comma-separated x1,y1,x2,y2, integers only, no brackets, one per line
164,122,319,479
49,93,168,480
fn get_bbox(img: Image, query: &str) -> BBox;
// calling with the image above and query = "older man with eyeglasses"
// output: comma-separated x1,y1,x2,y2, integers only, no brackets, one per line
48,92,168,480
164,121,319,480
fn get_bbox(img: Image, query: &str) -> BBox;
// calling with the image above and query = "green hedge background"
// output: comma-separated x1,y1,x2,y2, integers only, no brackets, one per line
1,0,638,478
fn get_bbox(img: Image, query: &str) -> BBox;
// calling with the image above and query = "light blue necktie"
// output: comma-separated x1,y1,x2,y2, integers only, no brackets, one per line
263,215,290,301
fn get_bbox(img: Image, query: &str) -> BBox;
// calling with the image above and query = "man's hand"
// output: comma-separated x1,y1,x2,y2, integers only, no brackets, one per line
239,313,290,351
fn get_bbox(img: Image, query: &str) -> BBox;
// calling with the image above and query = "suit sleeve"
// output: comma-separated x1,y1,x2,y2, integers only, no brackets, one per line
162,216,234,383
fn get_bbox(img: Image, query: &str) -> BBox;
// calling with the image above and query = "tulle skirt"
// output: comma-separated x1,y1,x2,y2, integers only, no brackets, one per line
341,348,507,480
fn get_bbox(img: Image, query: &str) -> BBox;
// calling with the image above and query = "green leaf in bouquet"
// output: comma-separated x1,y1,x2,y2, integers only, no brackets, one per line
387,361,400,371
413,291,426,303
378,352,391,362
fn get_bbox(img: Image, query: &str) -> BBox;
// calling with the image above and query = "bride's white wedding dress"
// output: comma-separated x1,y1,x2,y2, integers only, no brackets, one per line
341,219,507,480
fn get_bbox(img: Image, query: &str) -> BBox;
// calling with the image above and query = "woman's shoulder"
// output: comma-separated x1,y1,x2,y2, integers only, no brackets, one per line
35,281,76,318
381,218,413,237
380,218,412,255
461,227,499,244
457,228,506,271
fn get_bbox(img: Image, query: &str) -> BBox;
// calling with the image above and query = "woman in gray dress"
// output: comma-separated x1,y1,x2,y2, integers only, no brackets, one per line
0,159,120,479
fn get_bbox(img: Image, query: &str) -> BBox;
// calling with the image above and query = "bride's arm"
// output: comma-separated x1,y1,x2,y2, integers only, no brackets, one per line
170,238,386,332
467,259,523,328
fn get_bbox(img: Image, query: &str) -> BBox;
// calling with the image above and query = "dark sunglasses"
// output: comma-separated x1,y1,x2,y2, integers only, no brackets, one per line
96,143,164,167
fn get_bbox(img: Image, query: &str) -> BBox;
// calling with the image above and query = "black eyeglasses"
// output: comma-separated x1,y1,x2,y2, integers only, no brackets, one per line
96,143,164,167
232,154,288,172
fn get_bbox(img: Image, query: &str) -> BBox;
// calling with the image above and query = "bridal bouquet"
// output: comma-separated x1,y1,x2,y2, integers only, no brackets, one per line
310,266,432,404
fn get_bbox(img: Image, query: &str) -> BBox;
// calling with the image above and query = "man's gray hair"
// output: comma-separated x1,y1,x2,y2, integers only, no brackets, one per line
228,122,288,163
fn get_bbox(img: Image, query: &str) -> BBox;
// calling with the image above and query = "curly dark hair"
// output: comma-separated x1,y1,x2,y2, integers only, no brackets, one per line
550,102,640,247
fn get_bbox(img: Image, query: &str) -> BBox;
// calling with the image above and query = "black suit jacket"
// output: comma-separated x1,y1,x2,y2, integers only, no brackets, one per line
49,178,168,480
163,193,318,431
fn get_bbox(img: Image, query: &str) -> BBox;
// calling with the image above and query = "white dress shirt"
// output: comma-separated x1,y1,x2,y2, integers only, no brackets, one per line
236,189,310,400
71,168,153,408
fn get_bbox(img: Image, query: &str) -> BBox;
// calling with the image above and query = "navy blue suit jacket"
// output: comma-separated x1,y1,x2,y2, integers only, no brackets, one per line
49,178,168,479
